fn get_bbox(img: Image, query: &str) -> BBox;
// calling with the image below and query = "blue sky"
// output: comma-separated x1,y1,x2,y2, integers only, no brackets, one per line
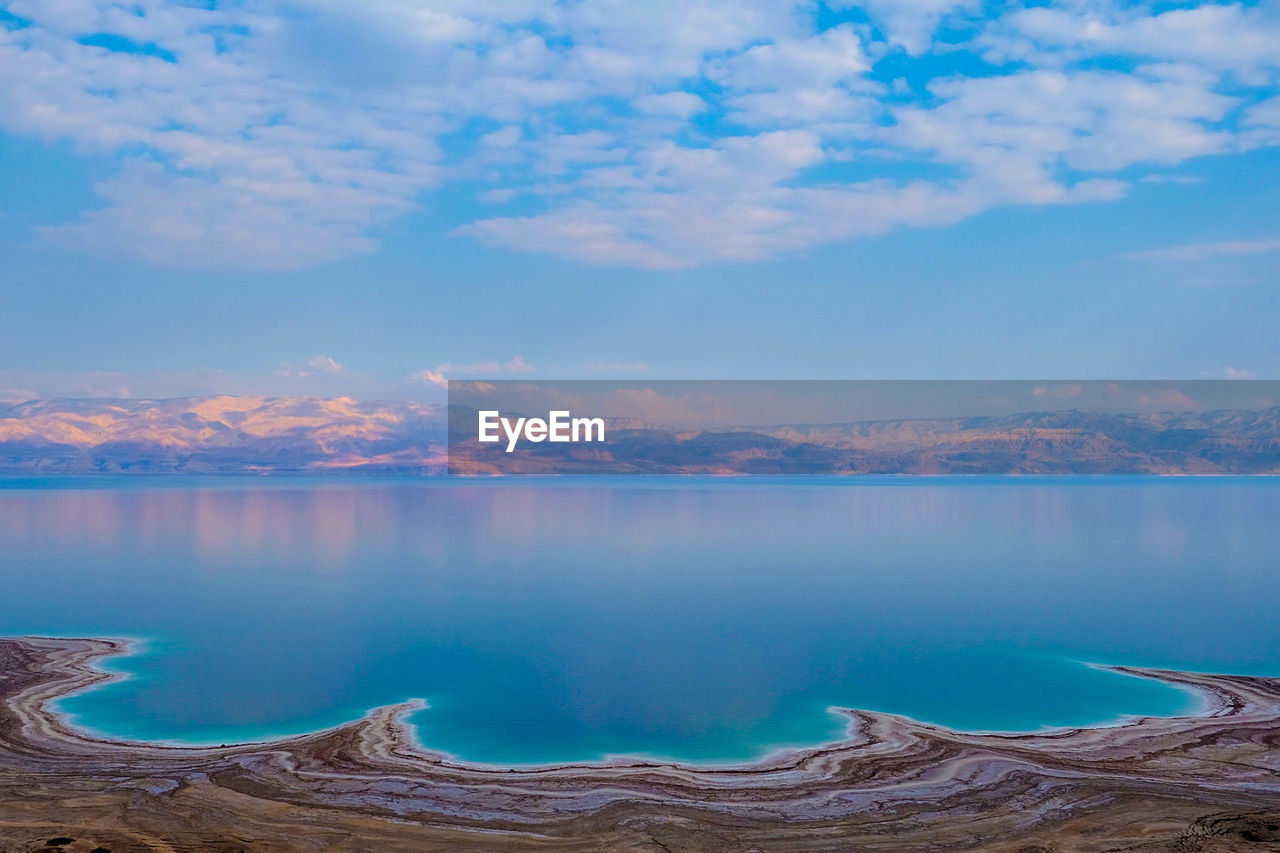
0,0,1277,400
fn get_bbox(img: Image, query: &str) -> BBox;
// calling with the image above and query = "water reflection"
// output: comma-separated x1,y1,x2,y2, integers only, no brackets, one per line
0,478,1276,763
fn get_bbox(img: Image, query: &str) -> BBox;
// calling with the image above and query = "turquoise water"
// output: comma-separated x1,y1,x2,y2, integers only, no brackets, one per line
0,477,1276,764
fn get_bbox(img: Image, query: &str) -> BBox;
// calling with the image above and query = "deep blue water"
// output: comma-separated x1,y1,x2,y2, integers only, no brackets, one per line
0,477,1276,764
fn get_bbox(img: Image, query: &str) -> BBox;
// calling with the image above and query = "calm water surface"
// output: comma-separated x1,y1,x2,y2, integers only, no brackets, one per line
0,477,1276,764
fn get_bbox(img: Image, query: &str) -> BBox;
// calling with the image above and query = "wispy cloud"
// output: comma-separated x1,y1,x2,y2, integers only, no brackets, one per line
276,355,347,378
1138,175,1202,185
0,368,192,399
586,361,649,374
0,387,40,403
1125,239,1280,263
1,0,1279,269
408,370,448,389
0,364,446,401
410,355,534,385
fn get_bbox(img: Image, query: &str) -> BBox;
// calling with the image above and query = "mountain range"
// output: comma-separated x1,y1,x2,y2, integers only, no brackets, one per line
0,396,444,474
2,396,1279,475
448,405,1280,475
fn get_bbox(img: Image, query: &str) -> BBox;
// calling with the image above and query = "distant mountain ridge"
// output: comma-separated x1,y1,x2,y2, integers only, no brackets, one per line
449,405,1280,475
740,406,1280,474
0,396,444,474
3,396,1279,475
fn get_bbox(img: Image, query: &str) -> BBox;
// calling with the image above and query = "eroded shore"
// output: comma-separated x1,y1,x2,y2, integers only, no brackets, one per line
1,637,1278,852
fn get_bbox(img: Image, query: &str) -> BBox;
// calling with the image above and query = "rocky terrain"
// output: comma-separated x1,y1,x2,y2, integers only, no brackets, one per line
1,636,1278,851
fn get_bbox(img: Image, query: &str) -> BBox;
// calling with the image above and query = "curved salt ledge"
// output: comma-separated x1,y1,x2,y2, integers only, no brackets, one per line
2,636,1279,851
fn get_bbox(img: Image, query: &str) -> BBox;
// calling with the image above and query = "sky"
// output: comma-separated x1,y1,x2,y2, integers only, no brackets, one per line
0,0,1278,401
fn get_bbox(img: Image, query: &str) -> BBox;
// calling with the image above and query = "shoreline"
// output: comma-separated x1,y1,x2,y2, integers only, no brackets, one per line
1,636,1278,850
42,636,1201,769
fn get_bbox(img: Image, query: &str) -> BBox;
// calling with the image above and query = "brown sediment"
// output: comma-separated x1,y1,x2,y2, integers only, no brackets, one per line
1,637,1278,852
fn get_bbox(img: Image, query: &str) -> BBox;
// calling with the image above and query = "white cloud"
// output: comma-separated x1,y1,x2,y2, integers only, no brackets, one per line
459,212,684,268
836,0,979,56
414,356,535,381
307,355,346,374
275,355,347,378
711,25,869,91
481,125,522,147
892,69,1234,178
709,25,878,128
1139,174,1202,185
409,369,448,388
44,160,394,268
1125,239,1280,263
0,0,1277,269
979,4,1280,80
633,91,706,117
727,87,875,127
1244,95,1280,147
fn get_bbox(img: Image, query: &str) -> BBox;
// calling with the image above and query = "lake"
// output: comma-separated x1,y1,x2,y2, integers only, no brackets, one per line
1,477,1276,764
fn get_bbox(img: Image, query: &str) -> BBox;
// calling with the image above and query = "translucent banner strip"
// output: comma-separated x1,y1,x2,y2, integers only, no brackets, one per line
447,380,1280,476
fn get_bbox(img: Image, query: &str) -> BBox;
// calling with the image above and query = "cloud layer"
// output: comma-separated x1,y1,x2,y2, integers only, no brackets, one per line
1,0,1278,269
